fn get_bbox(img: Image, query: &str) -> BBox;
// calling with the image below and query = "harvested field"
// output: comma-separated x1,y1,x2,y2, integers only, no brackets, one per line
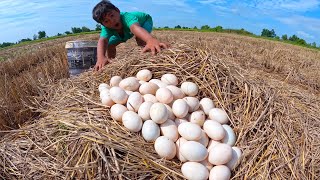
0,31,319,179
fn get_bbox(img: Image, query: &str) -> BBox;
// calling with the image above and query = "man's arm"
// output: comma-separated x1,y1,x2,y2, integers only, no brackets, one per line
130,23,167,55
95,37,109,71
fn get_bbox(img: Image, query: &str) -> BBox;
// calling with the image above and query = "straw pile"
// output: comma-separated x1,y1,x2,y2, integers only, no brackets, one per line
0,31,319,179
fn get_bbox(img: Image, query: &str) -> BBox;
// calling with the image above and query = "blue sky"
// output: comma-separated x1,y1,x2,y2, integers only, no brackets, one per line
0,0,319,45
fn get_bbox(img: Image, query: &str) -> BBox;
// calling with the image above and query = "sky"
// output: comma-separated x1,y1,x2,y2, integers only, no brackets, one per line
0,0,319,45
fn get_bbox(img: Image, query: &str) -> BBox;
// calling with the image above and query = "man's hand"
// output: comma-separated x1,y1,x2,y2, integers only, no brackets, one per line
94,57,110,71
142,38,168,55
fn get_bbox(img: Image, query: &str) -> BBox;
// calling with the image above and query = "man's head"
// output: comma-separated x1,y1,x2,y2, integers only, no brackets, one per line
92,0,122,30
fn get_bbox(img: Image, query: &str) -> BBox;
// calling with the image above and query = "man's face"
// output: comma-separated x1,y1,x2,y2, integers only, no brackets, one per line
102,10,122,30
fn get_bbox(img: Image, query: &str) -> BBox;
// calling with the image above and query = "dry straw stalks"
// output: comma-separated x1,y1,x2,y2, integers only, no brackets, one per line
0,31,319,179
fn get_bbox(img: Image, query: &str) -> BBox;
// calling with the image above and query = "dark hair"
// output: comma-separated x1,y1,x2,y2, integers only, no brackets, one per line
92,0,119,24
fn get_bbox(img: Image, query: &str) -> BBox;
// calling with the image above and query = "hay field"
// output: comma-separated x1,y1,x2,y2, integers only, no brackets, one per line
0,31,319,179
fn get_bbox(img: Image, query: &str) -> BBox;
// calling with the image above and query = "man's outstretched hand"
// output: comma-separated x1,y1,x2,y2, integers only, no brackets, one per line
94,57,111,71
142,38,168,55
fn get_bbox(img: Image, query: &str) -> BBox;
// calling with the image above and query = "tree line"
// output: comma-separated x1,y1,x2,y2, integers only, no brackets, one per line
0,24,319,49
0,24,102,48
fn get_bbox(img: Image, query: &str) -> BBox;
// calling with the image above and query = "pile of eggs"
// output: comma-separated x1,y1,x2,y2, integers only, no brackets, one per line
98,70,242,180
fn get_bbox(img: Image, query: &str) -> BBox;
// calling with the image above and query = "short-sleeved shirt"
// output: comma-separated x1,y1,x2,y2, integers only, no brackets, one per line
100,12,151,43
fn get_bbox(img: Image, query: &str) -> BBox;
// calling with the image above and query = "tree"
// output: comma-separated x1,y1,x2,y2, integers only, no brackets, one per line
174,25,181,29
282,34,288,41
201,25,210,30
164,26,169,29
65,31,72,35
261,28,276,38
38,31,46,39
311,42,317,47
18,38,32,43
289,35,299,41
193,26,198,29
82,26,91,32
33,34,38,40
56,33,62,36
213,26,223,32
95,24,102,31
71,27,82,34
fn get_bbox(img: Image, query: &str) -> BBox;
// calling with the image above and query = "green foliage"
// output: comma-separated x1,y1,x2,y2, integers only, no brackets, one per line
282,34,288,41
193,26,198,29
18,38,32,43
95,24,102,31
65,31,72,35
0,42,15,48
81,26,91,32
71,27,82,34
201,25,210,30
38,31,46,39
174,25,181,29
164,26,169,29
261,28,276,38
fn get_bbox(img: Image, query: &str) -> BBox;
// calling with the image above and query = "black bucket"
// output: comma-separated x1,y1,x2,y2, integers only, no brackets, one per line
65,40,97,76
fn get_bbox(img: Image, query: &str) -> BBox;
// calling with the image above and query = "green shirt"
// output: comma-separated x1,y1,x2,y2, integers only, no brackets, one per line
100,12,151,42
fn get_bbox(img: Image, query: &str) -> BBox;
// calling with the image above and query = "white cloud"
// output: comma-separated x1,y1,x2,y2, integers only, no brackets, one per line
245,0,320,12
296,31,314,39
198,0,226,4
150,0,196,13
277,16,320,31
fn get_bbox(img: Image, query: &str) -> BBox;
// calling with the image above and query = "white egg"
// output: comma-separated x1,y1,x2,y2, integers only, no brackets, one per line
122,111,143,132
125,90,133,96
142,120,160,142
208,143,233,165
172,99,189,118
161,73,178,86
98,83,110,92
207,140,221,153
156,88,173,104
180,141,208,162
101,93,115,106
181,81,199,96
164,104,175,120
189,110,206,126
109,87,128,105
136,69,152,81
178,122,202,141
166,85,185,100
143,94,158,103
139,82,159,95
222,125,236,146
200,158,213,170
154,136,176,160
174,118,188,127
149,79,168,88
126,92,143,112
139,81,147,86
138,101,153,121
119,77,140,91
226,147,242,170
181,162,209,180
100,89,110,100
176,137,188,162
150,103,168,124
183,97,200,112
209,108,229,124
209,165,231,180
197,130,209,147
199,98,215,115
160,119,179,142
110,76,122,87
110,104,128,121
203,120,225,141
